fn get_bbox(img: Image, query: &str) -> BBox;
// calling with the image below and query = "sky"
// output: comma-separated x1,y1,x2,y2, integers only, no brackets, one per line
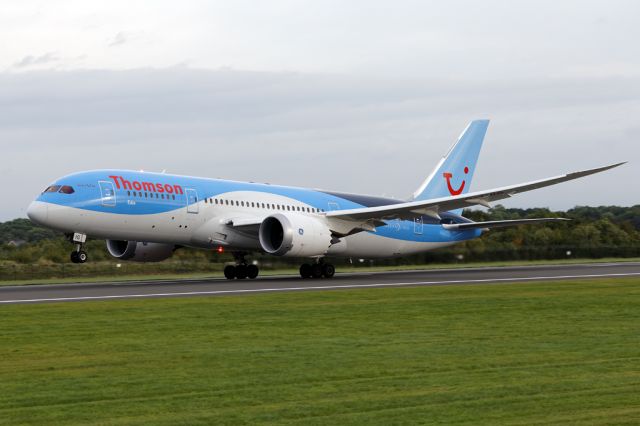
0,0,638,220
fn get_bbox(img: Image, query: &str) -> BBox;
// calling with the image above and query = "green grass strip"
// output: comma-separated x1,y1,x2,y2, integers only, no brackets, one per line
1,277,639,425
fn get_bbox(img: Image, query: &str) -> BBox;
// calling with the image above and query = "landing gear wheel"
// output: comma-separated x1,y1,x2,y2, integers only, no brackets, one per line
235,264,248,279
322,263,335,278
77,250,88,263
70,251,80,263
224,265,236,280
247,264,259,279
300,263,312,279
311,263,323,279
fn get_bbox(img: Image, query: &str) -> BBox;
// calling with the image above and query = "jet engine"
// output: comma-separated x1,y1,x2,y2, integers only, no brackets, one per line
259,213,332,257
106,240,176,262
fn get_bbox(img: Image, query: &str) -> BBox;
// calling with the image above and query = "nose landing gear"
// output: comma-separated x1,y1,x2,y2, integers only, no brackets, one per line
68,232,88,264
70,250,88,264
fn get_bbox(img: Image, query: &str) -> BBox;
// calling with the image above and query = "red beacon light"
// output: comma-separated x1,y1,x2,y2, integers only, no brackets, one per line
217,246,224,254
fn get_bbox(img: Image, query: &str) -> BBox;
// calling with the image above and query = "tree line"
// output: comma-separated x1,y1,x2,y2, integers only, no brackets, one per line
1,205,639,266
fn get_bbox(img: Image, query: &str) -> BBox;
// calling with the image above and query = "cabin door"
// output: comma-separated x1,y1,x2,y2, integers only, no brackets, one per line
414,216,423,235
186,188,199,214
98,181,116,207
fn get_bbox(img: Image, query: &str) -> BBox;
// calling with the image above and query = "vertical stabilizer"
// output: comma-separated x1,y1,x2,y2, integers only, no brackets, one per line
413,120,489,213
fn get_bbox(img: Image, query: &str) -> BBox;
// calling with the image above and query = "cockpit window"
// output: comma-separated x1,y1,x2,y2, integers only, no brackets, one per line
43,185,60,193
58,185,75,194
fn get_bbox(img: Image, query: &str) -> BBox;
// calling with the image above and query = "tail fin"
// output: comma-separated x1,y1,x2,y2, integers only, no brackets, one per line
412,120,489,210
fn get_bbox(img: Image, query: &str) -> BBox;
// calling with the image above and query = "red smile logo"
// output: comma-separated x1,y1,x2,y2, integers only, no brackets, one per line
443,166,469,196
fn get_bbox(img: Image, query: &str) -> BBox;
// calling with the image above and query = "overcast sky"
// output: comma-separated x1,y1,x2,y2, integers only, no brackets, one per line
1,0,638,220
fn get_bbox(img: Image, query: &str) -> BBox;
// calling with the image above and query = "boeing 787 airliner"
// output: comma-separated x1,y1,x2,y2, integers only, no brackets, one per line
27,120,623,279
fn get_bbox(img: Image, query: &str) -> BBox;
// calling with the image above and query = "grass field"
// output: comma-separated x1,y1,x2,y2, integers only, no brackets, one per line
1,278,639,425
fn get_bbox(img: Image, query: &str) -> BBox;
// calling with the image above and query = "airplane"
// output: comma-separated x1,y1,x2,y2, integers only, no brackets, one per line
27,120,623,280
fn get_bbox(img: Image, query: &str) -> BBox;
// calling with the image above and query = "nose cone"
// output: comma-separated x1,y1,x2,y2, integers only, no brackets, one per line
27,201,48,225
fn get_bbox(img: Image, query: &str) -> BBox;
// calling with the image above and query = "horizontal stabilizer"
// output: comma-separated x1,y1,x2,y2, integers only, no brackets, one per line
442,218,570,231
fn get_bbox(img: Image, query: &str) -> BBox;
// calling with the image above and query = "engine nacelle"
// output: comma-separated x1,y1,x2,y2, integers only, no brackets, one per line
106,240,176,262
259,213,332,257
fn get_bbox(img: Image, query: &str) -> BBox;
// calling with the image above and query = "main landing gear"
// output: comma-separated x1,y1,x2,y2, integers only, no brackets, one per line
224,252,259,280
299,261,335,279
69,232,88,264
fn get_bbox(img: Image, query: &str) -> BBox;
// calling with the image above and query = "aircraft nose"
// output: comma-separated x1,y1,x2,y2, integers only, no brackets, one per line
27,201,48,225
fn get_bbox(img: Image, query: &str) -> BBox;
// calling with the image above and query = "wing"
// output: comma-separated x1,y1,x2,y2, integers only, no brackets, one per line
324,163,623,234
223,217,263,234
442,218,570,231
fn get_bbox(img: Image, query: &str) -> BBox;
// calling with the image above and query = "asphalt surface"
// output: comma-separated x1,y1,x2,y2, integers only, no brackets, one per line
1,262,639,305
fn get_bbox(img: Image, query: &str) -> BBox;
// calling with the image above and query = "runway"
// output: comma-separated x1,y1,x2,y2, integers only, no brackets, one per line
1,262,639,305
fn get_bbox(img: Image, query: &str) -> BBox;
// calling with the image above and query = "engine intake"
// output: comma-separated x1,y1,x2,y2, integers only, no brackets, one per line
259,213,332,257
106,240,176,262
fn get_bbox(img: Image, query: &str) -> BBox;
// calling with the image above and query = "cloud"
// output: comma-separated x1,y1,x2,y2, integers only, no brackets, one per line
0,67,637,221
108,32,128,47
12,52,59,69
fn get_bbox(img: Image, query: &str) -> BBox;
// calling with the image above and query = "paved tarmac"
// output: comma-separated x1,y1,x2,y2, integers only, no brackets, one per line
1,262,639,305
